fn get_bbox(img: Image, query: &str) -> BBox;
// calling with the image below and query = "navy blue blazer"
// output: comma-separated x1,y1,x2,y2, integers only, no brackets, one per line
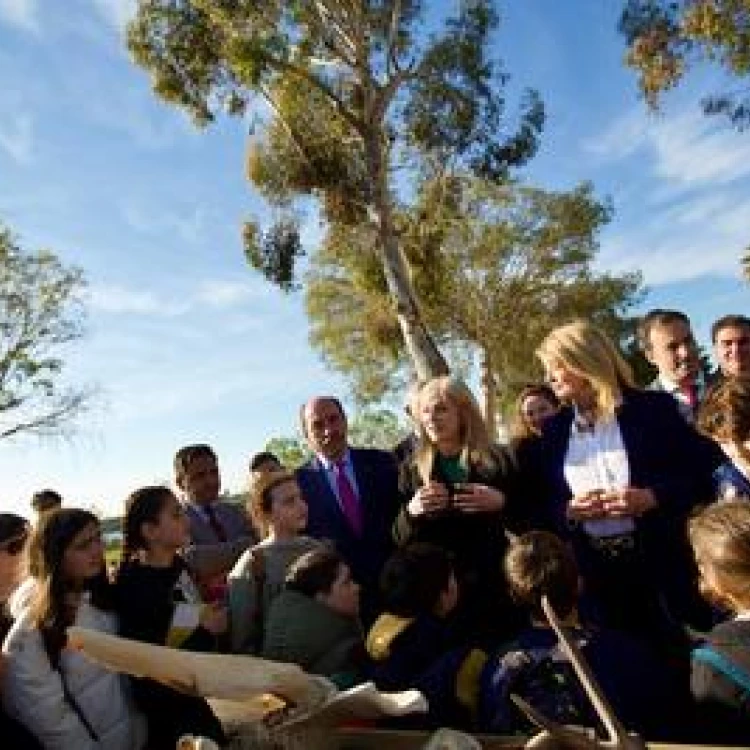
524,388,722,622
296,447,400,593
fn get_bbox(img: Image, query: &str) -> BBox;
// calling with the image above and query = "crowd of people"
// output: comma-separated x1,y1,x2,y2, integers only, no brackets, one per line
2,310,750,748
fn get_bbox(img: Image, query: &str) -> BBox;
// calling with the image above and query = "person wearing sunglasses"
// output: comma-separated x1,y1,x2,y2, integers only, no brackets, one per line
0,513,42,749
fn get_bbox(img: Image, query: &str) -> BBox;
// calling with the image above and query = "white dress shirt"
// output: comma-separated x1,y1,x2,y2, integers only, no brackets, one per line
564,411,636,538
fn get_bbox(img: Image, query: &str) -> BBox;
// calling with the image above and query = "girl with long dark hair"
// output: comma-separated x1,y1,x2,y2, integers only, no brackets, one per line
2,508,146,750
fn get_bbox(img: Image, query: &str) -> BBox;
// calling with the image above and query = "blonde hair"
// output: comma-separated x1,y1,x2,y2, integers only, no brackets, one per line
688,501,750,609
413,375,494,484
247,470,299,537
536,320,634,420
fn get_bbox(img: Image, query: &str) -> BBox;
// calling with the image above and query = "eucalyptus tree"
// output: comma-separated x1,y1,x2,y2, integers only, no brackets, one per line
128,0,544,380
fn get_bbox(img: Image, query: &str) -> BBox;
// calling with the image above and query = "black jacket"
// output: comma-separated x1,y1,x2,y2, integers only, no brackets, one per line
115,557,225,747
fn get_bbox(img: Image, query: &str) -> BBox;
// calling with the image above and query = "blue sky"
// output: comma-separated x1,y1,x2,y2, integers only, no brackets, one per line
0,0,748,518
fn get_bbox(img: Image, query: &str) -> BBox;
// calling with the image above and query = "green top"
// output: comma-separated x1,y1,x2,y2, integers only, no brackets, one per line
436,453,468,485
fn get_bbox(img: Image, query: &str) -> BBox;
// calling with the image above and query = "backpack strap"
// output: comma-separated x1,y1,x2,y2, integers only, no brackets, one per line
693,646,750,693
249,548,267,652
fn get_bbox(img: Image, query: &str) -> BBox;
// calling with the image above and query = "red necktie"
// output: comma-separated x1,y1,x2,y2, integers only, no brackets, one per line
334,461,363,536
204,504,227,543
680,382,698,408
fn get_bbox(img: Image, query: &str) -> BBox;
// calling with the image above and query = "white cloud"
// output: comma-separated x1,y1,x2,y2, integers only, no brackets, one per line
89,0,136,32
88,278,267,316
195,281,256,308
597,189,750,285
584,108,750,190
0,0,39,32
88,285,188,316
581,109,648,161
0,113,33,163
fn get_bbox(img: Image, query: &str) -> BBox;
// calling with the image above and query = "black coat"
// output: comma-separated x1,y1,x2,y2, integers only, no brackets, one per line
115,558,225,747
394,445,525,644
521,388,722,632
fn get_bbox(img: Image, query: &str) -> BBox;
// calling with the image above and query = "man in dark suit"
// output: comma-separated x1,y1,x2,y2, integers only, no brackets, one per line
638,309,703,422
295,397,400,624
175,444,255,592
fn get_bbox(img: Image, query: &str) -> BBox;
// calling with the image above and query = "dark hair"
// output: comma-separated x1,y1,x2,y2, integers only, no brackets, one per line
0,513,29,549
299,397,346,437
510,383,560,441
28,508,111,667
504,531,579,621
711,314,750,343
285,546,343,597
380,543,454,618
31,489,63,514
174,444,217,484
250,451,282,472
123,486,175,559
637,309,691,352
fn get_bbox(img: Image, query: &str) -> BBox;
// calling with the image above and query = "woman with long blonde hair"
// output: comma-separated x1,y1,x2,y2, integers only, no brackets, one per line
393,375,523,642
530,319,719,642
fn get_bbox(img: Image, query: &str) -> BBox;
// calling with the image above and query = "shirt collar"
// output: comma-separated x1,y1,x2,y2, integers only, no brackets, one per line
318,448,351,472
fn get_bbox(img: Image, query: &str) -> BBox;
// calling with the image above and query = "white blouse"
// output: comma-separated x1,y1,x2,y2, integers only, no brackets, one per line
564,412,636,538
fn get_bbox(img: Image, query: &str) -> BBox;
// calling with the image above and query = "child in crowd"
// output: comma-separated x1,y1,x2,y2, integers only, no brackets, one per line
697,377,750,501
261,547,364,687
688,501,750,744
2,509,147,750
0,513,43,750
367,543,480,728
228,470,320,653
116,486,227,748
478,530,687,740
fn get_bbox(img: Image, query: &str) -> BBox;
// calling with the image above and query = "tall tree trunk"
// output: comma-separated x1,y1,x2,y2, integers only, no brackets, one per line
365,131,449,382
481,348,497,440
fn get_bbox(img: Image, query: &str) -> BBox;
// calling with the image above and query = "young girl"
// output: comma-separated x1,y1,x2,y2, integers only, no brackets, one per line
228,470,320,653
697,376,750,501
2,508,146,750
688,501,750,744
116,486,227,748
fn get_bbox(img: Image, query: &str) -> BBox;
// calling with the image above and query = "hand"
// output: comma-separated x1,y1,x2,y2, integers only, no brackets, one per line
600,487,656,517
407,481,450,517
452,483,505,513
567,490,607,521
200,603,228,635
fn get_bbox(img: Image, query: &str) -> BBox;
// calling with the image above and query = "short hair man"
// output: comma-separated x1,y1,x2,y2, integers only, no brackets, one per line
638,309,702,422
711,314,750,379
174,444,255,585
296,396,400,625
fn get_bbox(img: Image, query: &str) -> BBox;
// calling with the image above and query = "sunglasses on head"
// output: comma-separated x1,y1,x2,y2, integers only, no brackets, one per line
0,533,28,556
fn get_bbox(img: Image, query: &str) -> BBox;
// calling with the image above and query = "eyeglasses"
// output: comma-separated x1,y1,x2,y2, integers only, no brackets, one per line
0,533,28,556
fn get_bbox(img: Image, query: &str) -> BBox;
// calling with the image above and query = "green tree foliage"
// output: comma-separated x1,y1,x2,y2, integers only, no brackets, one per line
264,435,311,469
0,223,91,440
264,408,405,466
349,408,408,450
620,0,750,128
306,174,643,414
128,0,544,380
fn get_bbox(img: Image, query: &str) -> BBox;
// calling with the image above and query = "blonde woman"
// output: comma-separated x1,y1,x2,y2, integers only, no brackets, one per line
531,320,720,640
394,375,524,642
